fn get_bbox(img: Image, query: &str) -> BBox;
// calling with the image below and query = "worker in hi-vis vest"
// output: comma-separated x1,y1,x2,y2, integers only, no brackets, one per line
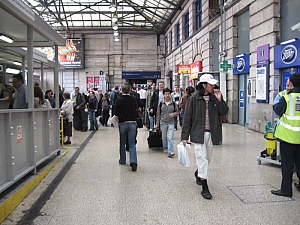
273,78,291,105
272,73,300,197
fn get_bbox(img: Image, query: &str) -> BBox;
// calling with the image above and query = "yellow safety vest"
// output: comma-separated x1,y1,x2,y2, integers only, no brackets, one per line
275,93,300,144
278,90,288,97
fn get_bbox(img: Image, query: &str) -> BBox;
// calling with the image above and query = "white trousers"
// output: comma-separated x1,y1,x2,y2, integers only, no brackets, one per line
194,132,213,179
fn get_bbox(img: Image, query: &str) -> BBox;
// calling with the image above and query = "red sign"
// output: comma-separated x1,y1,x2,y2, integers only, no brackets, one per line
190,61,202,74
94,77,100,89
177,65,191,74
87,77,94,91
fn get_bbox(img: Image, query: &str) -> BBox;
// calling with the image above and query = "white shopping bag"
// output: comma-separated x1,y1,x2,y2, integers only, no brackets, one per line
108,115,119,128
177,142,190,167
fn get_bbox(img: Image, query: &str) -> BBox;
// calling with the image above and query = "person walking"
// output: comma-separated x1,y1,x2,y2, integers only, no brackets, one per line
87,90,99,131
156,88,179,157
114,84,138,171
149,81,165,128
146,82,156,131
181,74,229,199
171,84,183,130
272,73,300,197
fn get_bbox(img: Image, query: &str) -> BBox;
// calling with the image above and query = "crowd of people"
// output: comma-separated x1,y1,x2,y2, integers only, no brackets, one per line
2,72,299,201
1,73,233,200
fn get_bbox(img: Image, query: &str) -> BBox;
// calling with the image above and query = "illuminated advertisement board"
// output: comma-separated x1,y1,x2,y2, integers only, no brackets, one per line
58,38,84,69
36,38,85,69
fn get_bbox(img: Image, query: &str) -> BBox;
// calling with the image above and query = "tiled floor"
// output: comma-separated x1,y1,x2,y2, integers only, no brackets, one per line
2,123,300,225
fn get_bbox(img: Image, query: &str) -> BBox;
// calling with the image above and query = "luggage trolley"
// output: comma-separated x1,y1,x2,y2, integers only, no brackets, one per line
257,121,281,166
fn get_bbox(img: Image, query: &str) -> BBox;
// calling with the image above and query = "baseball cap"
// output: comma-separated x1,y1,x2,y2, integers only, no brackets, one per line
198,74,218,85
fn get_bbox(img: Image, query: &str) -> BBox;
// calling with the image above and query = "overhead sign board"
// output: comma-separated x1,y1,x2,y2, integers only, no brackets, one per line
122,71,161,79
177,65,190,74
274,39,300,69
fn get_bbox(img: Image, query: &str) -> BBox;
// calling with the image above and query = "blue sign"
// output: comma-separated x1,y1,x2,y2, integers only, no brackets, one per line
274,39,300,69
122,71,161,79
239,90,244,108
233,54,250,74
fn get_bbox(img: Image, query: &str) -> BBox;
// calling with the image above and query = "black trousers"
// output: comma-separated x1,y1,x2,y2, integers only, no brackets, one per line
280,141,300,196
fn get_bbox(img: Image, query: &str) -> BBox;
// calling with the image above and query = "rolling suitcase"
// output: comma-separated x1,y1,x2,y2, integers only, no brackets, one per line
147,130,163,148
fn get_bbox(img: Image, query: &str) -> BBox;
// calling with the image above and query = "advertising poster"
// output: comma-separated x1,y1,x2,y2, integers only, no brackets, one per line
87,77,94,91
58,39,84,69
36,38,84,69
94,77,100,89
256,67,267,100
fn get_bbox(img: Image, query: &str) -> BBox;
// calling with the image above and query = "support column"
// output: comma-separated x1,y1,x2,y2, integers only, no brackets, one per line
27,25,34,109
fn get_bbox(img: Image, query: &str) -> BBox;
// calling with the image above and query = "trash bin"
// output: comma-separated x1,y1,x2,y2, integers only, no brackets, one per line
264,121,277,156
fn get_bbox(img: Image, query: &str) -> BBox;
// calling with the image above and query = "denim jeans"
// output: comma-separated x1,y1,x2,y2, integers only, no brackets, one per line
88,109,98,130
148,111,155,130
118,121,137,164
180,110,184,126
160,123,174,154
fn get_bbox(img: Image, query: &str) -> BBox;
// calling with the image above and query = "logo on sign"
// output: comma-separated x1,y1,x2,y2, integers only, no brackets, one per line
237,58,245,72
281,45,297,64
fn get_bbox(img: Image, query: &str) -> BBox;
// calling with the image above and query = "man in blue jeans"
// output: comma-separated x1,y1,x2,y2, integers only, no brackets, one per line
114,84,138,171
156,88,179,157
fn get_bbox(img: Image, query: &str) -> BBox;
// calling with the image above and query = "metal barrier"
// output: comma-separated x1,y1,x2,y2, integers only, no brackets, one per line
0,109,61,194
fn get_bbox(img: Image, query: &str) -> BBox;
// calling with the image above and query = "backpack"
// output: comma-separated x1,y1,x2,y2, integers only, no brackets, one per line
159,101,176,115
113,91,121,104
102,99,109,110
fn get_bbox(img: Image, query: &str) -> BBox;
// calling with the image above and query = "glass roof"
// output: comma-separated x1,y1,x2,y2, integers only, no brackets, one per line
22,0,182,34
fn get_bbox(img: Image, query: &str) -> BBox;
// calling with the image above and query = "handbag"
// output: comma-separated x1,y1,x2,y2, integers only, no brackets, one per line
133,96,143,119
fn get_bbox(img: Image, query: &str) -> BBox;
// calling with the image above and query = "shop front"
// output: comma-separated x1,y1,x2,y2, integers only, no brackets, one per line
274,39,300,92
233,54,250,126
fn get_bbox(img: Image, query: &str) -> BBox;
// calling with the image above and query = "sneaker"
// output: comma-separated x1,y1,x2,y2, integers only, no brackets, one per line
64,141,71,145
168,152,175,157
163,150,168,154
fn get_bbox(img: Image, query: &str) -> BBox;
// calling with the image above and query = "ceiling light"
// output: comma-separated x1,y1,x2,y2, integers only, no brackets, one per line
0,34,14,43
6,68,20,74
113,23,118,30
112,14,118,23
114,31,119,36
114,37,120,42
109,4,116,12
13,61,22,66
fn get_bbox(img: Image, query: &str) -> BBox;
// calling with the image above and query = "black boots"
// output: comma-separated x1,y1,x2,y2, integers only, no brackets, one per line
201,179,212,199
194,170,202,185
